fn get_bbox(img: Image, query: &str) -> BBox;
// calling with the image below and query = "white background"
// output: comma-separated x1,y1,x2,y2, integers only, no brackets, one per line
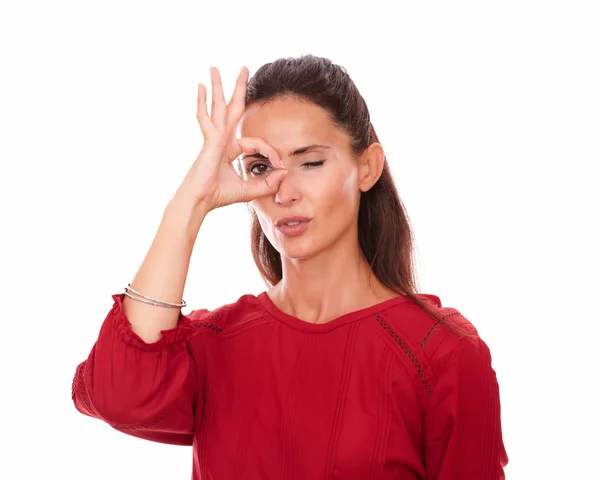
1,1,598,478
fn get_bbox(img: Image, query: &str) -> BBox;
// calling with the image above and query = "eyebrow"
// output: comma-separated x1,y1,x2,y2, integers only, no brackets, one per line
241,144,331,161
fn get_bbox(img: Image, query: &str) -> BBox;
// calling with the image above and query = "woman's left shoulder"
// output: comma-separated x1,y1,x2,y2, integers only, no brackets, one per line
412,294,496,378
377,293,491,376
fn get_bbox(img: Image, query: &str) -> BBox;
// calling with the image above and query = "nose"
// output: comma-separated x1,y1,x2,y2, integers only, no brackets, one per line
274,169,300,205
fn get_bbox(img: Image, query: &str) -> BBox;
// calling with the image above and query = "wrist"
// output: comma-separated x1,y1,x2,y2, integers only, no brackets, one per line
165,191,211,235
170,187,212,217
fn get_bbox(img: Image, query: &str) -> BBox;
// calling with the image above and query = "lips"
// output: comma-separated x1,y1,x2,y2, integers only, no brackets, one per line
275,219,312,237
275,216,312,227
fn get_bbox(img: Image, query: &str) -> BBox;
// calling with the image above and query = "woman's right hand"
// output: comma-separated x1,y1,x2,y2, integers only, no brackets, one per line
177,66,288,212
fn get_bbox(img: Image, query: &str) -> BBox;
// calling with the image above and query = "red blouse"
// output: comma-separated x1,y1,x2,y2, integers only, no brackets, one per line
72,291,508,479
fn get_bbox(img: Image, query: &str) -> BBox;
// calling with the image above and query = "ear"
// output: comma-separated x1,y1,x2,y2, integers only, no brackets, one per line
358,142,386,192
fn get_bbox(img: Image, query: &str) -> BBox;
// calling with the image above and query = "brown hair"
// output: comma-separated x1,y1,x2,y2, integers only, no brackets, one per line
245,55,474,338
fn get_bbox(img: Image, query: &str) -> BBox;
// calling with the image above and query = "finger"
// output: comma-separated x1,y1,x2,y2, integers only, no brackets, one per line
242,169,288,201
226,66,249,128
210,67,227,130
233,137,285,170
196,83,215,137
229,66,249,106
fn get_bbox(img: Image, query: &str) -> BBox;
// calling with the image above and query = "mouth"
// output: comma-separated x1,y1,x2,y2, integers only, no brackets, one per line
275,216,312,227
275,218,312,237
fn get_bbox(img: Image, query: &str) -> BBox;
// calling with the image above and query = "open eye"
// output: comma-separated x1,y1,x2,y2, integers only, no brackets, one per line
247,162,274,177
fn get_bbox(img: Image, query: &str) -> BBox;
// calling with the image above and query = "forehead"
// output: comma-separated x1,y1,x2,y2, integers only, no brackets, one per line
240,97,348,148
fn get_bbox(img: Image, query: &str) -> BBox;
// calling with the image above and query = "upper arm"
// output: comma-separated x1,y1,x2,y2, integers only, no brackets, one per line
423,336,509,479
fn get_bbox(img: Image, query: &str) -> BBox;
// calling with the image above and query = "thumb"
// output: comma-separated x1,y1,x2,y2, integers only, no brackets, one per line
243,169,288,201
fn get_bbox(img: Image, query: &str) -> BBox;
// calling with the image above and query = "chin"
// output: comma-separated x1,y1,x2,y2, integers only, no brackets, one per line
280,250,315,261
275,245,311,261
274,238,329,261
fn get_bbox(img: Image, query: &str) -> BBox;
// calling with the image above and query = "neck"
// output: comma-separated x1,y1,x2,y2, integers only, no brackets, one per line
269,229,399,324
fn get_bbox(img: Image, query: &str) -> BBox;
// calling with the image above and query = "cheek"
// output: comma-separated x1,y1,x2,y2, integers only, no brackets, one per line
316,169,359,213
252,201,281,242
339,169,359,200
249,198,269,224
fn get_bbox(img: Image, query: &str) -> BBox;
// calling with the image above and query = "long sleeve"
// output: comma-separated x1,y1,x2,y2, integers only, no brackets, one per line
71,293,205,446
423,336,509,479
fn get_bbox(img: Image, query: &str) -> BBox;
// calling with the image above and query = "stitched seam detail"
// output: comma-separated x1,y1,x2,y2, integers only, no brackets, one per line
324,322,360,476
225,314,270,332
76,361,99,417
419,311,462,348
420,323,440,348
427,337,469,397
190,313,270,335
191,322,224,333
111,413,168,430
375,314,433,397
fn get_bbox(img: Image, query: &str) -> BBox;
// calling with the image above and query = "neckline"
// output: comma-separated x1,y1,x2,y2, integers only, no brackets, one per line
257,291,419,333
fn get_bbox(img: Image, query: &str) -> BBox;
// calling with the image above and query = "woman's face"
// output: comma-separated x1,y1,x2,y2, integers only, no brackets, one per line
239,96,363,260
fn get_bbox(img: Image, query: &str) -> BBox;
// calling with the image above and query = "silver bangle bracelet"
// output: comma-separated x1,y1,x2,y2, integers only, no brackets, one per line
123,290,183,308
124,283,187,308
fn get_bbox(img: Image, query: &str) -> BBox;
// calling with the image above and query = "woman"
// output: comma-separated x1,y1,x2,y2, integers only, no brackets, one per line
72,55,508,479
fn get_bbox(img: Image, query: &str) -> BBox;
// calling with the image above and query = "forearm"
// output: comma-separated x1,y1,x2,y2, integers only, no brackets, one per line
123,190,211,343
